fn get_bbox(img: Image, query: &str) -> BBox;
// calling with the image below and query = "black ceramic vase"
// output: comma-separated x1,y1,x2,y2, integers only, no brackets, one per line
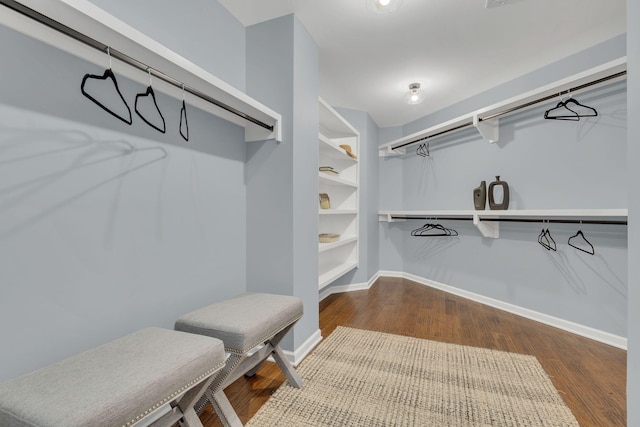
488,176,509,210
473,181,486,210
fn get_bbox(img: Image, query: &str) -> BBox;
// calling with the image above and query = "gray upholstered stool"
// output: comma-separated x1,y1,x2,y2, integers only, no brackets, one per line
0,327,226,427
175,292,304,427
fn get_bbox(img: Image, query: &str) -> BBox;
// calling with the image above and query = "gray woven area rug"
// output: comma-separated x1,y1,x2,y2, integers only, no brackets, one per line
246,326,579,427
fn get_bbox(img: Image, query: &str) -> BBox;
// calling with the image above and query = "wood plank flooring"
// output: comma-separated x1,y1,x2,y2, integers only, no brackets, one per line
199,277,626,426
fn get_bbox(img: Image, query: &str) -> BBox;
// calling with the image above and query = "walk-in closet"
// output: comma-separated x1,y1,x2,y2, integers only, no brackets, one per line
0,1,636,426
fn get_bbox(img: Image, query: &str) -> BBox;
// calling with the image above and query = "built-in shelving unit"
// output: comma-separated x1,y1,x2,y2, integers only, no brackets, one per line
379,209,628,238
1,0,281,142
378,57,626,156
319,98,359,289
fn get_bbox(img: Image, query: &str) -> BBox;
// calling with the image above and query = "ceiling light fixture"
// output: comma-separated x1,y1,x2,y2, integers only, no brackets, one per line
366,0,403,14
405,83,425,105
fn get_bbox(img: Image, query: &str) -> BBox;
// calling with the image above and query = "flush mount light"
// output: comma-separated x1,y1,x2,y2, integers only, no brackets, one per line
405,83,425,105
366,0,403,14
485,0,510,8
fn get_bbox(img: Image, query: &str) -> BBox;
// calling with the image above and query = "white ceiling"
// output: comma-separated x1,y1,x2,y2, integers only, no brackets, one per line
218,0,626,128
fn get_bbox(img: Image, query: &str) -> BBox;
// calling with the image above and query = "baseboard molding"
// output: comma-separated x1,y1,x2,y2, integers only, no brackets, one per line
319,271,382,301
338,270,628,350
283,328,322,366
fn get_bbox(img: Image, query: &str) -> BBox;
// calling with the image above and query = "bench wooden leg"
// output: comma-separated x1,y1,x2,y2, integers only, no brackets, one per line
268,324,304,388
211,389,243,427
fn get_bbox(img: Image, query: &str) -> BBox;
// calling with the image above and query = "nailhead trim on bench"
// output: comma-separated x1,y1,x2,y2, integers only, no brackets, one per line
123,359,226,427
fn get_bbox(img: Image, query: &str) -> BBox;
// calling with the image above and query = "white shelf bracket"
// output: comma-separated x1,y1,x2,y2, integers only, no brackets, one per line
379,145,405,157
379,214,406,222
473,115,499,143
473,214,499,238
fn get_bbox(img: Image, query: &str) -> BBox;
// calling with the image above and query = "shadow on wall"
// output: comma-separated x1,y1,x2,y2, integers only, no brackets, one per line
0,125,168,242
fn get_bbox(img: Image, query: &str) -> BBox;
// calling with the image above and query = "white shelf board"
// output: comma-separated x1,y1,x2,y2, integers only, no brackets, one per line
379,209,628,239
378,57,626,156
473,209,628,220
319,236,358,253
320,209,358,215
319,173,357,188
4,0,281,142
319,97,359,138
319,134,358,162
379,209,628,221
319,261,358,289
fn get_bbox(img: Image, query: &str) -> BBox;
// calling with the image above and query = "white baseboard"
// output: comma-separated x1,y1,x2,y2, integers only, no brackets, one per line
319,271,382,301
283,328,322,366
330,270,628,350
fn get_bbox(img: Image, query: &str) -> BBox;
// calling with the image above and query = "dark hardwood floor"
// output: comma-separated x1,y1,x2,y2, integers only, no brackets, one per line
199,277,627,426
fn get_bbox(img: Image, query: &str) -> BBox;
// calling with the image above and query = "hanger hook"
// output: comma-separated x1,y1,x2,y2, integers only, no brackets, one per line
107,46,112,70
147,68,152,87
182,83,185,101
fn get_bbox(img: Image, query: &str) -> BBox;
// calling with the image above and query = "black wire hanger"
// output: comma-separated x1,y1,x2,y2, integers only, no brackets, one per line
544,91,598,121
416,141,430,157
563,97,598,118
179,84,189,142
538,221,556,251
568,225,595,255
80,47,132,125
411,221,458,237
135,68,166,134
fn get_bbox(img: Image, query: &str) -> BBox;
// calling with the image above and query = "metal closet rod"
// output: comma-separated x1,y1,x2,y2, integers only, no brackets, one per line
392,70,627,151
1,0,274,132
391,216,627,226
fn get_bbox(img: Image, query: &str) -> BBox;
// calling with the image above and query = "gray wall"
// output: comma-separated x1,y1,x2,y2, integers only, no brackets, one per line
89,0,246,91
0,0,249,382
627,0,639,422
245,14,320,350
378,37,628,337
379,126,405,272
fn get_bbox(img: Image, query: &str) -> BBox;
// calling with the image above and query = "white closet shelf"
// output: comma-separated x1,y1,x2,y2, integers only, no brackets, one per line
379,209,628,239
320,209,358,215
2,0,281,142
319,261,358,289
319,173,357,188
378,57,626,156
319,134,358,162
319,98,359,138
319,236,358,253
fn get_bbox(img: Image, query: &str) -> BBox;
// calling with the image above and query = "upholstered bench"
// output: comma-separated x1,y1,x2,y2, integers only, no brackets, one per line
0,327,226,427
175,292,304,427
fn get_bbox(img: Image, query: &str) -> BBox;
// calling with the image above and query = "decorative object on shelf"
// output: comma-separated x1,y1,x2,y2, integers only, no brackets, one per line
473,181,487,210
339,144,358,159
405,82,425,105
319,166,339,175
319,233,340,243
319,193,331,209
488,176,509,210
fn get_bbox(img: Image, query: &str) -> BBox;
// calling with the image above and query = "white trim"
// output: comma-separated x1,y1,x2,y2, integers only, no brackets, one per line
319,271,382,301
330,271,628,350
282,329,322,367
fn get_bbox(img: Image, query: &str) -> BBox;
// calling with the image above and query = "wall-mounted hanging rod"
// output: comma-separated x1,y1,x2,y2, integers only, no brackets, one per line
389,216,627,226
392,70,627,152
0,0,274,133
